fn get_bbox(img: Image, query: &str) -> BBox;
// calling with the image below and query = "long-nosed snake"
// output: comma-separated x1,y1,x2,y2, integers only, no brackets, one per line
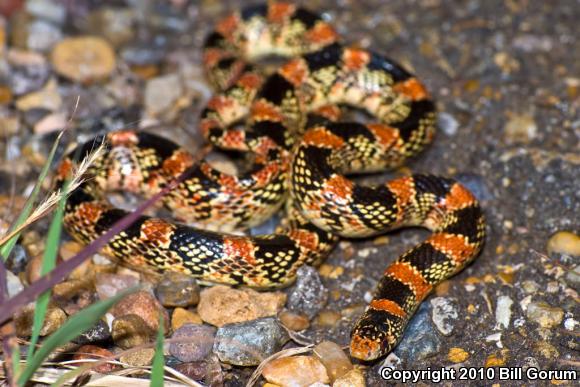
56,2,486,361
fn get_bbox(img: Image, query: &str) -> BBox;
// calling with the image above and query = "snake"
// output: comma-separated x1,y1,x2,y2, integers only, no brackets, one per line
56,2,486,361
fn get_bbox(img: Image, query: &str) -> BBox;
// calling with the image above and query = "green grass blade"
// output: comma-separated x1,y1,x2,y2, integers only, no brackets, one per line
150,315,165,387
0,131,64,260
28,180,69,359
18,287,138,386
13,344,22,380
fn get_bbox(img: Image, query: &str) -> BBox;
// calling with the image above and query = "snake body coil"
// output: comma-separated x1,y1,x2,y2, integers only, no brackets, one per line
57,3,486,361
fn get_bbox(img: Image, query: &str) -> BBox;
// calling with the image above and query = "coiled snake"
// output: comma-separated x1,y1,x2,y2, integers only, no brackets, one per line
56,2,486,361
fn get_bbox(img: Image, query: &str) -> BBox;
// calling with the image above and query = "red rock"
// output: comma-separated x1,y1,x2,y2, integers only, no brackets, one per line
110,290,169,332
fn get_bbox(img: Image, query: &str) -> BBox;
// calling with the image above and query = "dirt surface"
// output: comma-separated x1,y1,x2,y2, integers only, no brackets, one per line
1,0,578,386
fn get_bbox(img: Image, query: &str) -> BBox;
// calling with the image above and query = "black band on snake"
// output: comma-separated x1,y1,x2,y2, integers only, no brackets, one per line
56,2,485,361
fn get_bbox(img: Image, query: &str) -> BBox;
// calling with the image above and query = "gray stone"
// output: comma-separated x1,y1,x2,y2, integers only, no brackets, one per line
73,320,111,345
395,303,441,362
9,61,51,96
169,324,216,362
213,317,289,366
287,265,328,319
26,0,66,25
26,20,63,52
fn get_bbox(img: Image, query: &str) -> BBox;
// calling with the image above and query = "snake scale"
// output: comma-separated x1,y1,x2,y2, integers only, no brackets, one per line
56,2,486,361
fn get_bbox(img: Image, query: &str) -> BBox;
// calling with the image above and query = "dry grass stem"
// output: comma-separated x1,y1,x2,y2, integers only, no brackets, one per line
0,140,106,248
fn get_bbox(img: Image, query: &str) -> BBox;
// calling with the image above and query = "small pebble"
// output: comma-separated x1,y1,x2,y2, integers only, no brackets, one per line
547,231,580,257
485,350,508,367
287,266,328,319
526,301,564,328
0,114,20,138
111,314,155,349
313,341,352,382
169,324,216,362
87,7,135,47
174,361,208,381
546,281,559,293
534,340,559,359
6,270,24,298
144,73,184,117
485,332,503,348
111,290,169,331
504,113,537,143
213,317,289,366
25,253,44,283
119,348,155,367
332,368,365,387
565,265,580,290
318,264,344,279
447,347,470,363
172,307,203,331
521,280,540,294
51,36,116,83
15,78,61,112
155,271,200,307
26,0,66,25
521,356,540,372
438,112,459,136
279,310,310,331
25,20,63,52
262,356,330,387
73,345,117,373
430,297,458,336
204,355,224,386
197,285,286,327
121,45,165,67
315,310,341,327
95,273,139,299
495,295,513,330
7,49,51,96
58,241,95,286
33,111,67,134
73,320,111,345
52,279,93,300
14,304,66,337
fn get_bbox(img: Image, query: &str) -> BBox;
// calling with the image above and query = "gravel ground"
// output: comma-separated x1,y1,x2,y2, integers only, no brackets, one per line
0,0,578,386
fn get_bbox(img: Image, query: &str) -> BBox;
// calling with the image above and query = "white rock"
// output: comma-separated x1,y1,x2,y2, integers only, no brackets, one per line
485,332,503,348
430,297,458,336
438,112,459,136
494,295,513,330
564,317,578,331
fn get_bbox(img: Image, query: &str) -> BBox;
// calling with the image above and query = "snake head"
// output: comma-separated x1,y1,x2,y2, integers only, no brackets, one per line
350,311,401,361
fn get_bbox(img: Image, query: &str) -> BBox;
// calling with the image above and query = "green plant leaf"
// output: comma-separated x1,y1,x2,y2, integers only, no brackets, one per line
18,287,138,386
150,315,165,387
13,344,22,380
28,180,69,359
0,131,64,260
